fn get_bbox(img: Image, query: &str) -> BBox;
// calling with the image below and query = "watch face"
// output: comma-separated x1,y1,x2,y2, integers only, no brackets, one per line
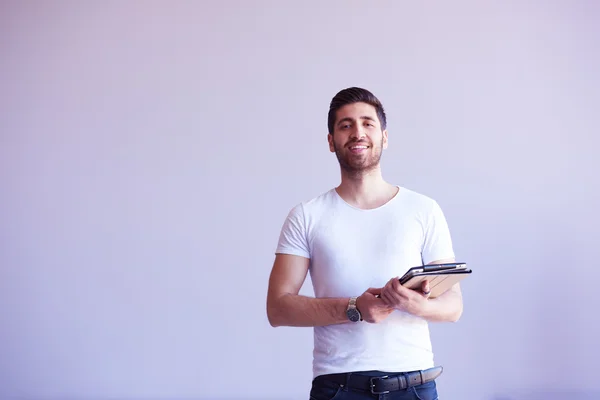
347,308,361,322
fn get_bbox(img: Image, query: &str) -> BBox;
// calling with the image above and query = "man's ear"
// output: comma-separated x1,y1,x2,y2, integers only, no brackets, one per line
328,133,335,152
382,129,389,149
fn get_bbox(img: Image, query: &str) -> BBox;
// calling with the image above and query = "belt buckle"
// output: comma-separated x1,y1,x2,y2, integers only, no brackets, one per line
369,376,390,395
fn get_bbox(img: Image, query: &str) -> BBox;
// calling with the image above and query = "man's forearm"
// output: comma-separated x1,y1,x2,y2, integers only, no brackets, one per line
420,286,463,322
267,293,350,327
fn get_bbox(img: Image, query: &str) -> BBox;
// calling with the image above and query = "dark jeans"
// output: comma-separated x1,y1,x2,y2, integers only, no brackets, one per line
309,370,439,400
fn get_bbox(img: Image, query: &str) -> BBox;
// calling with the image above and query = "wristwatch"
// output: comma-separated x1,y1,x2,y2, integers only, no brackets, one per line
346,296,362,322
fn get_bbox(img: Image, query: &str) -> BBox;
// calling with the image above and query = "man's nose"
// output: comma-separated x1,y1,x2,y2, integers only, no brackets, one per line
350,126,366,140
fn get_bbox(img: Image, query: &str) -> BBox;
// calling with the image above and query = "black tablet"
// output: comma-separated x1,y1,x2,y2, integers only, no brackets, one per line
399,262,471,299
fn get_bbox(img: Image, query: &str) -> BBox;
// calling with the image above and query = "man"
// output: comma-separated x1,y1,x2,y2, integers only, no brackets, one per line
266,87,463,400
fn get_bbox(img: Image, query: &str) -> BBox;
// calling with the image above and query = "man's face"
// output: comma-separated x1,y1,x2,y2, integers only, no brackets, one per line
328,102,388,174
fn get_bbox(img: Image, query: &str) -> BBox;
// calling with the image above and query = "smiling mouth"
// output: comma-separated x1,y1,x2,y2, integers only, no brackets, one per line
348,144,369,154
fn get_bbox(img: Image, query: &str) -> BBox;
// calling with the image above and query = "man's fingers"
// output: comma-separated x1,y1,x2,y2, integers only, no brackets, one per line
366,287,383,295
421,280,431,298
380,290,394,307
383,286,404,305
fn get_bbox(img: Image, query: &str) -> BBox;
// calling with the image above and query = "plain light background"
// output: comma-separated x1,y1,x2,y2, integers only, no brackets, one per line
1,1,599,399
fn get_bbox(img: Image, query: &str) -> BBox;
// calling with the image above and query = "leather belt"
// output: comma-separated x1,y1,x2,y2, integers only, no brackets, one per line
315,366,443,395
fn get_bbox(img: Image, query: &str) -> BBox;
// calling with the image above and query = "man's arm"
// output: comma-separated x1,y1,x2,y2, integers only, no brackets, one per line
420,258,464,322
266,253,349,327
420,283,463,322
266,254,395,327
421,258,463,322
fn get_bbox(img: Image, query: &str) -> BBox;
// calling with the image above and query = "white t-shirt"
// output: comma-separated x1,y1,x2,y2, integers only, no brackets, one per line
275,186,455,379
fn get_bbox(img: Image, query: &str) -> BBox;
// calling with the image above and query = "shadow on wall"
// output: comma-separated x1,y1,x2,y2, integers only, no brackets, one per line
492,391,600,400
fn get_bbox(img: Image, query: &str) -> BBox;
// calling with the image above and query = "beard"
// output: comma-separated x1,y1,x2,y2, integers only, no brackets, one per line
333,137,384,177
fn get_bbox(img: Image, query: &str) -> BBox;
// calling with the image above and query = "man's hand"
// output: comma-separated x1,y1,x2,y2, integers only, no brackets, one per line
379,277,431,318
356,287,395,323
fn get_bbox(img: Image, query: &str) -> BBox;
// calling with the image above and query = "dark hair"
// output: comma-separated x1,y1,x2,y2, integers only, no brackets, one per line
327,87,387,134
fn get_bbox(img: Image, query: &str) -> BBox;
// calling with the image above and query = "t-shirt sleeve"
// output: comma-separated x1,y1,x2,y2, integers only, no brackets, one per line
275,204,311,259
421,200,455,264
